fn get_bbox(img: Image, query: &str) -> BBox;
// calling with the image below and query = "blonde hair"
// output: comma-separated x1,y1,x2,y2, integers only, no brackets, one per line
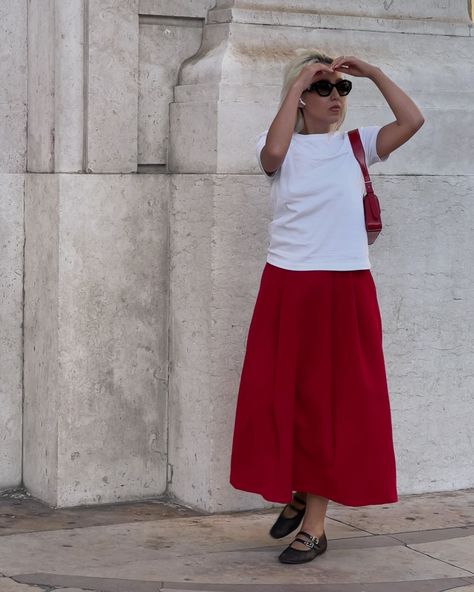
280,49,348,134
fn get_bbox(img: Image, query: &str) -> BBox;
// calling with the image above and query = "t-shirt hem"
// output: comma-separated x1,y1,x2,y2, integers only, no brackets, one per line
266,254,371,271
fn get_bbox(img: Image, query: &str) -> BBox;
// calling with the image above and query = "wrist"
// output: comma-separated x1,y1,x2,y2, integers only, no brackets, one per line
368,66,383,81
290,81,307,95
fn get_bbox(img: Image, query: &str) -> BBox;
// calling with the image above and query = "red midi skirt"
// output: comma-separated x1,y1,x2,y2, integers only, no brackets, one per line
229,262,398,507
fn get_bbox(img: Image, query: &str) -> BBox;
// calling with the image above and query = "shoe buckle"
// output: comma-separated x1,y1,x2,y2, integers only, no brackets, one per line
303,535,320,549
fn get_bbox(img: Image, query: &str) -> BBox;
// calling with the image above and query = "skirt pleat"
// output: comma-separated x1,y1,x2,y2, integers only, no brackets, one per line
229,262,398,506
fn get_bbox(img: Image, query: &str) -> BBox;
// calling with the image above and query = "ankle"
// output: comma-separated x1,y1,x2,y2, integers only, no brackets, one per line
300,523,325,538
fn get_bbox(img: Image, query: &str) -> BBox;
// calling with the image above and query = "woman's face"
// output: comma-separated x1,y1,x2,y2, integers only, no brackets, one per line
300,70,348,129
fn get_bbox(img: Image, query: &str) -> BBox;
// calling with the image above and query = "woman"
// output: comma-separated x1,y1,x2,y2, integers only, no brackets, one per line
229,49,424,565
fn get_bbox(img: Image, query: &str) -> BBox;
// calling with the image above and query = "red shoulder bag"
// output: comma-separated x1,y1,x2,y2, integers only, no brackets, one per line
348,129,382,245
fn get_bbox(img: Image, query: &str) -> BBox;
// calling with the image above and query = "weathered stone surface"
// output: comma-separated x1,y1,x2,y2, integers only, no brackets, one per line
23,175,169,507
0,175,24,490
86,1,139,173
138,16,202,166
213,0,471,22
171,19,473,174
0,0,27,173
54,1,85,172
372,176,474,497
27,0,55,172
1,491,473,583
0,577,44,592
167,173,474,512
0,9,26,475
139,0,215,19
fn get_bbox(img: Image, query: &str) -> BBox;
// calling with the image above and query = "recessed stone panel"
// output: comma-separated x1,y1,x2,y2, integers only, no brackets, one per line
138,17,202,166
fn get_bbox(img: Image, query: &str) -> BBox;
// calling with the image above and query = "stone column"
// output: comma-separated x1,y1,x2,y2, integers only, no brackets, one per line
23,0,169,507
0,0,26,491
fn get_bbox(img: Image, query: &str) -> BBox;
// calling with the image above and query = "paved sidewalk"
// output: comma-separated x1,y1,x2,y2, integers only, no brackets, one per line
0,488,473,592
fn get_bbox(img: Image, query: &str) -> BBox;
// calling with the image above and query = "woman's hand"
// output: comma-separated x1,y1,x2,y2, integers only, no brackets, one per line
331,56,378,79
291,63,336,93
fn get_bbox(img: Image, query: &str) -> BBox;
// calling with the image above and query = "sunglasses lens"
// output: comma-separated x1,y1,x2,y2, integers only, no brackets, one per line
337,80,352,95
314,81,332,96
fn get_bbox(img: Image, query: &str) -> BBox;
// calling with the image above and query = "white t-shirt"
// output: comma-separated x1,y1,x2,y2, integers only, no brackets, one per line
256,126,389,271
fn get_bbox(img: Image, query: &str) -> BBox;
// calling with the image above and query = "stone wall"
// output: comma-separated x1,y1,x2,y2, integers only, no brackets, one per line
168,0,474,512
0,0,472,510
21,0,211,507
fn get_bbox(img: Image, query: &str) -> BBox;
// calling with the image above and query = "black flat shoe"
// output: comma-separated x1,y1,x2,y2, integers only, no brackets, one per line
278,529,328,564
269,493,306,539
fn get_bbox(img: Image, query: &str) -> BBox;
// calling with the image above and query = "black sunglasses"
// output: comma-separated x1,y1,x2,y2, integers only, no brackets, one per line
307,79,352,97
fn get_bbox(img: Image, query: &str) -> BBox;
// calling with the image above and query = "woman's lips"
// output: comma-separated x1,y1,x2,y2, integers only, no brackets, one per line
329,106,341,112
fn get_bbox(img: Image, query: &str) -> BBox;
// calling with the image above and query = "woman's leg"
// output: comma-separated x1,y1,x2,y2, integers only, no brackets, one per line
290,493,328,549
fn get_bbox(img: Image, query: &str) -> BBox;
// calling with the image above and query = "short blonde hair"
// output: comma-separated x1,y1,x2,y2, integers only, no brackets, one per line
280,49,348,134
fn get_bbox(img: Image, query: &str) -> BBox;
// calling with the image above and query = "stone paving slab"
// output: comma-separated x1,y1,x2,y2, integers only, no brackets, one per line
391,525,474,545
160,578,474,590
44,545,470,584
0,491,200,536
409,534,474,572
1,489,473,591
53,589,97,592
8,542,472,585
9,574,474,592
0,577,47,592
0,513,369,576
13,575,163,592
325,489,474,534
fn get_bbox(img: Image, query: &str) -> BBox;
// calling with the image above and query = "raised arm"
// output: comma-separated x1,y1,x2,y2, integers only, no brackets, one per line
331,55,425,160
261,62,335,175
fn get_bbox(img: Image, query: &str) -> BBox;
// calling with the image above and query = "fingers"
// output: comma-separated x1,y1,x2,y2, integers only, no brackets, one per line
311,64,335,80
331,55,352,70
314,64,334,74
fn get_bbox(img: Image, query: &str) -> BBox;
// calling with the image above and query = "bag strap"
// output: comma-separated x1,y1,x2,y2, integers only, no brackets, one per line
347,129,374,196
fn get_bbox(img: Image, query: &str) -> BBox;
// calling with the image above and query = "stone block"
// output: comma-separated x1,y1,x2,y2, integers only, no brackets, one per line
171,19,473,175
168,171,474,511
24,174,169,506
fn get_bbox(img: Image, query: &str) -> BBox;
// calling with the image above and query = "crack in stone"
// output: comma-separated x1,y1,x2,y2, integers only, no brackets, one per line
398,541,474,576
2,575,53,591
9,575,166,592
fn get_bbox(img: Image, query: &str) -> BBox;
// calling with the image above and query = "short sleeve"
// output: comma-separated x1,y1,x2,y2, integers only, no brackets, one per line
357,125,389,167
255,131,280,180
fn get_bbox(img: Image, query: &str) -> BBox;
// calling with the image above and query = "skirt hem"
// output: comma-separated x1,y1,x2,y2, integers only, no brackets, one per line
230,480,398,508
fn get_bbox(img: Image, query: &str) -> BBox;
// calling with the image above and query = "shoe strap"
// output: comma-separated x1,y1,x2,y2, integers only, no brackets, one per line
293,493,306,506
293,536,319,549
295,530,321,549
287,502,305,513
